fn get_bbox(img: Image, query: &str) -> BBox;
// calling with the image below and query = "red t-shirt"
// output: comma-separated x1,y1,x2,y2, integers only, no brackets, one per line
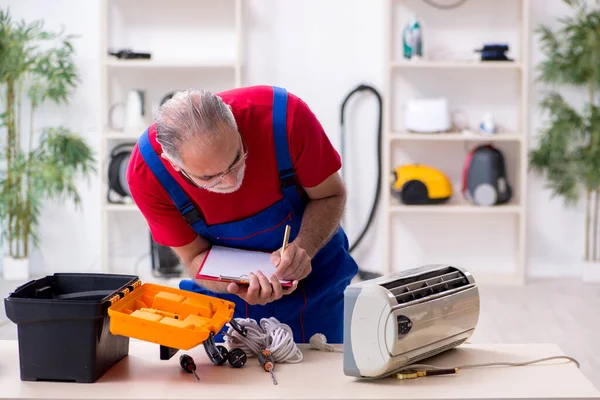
126,85,342,247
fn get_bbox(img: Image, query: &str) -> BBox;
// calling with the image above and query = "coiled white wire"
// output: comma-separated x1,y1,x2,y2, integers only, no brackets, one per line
223,317,303,363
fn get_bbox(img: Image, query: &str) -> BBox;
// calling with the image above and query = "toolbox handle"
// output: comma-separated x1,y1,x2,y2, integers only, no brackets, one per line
10,280,36,296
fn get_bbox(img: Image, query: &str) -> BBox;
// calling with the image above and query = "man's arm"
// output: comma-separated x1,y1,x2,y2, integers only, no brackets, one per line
295,172,346,258
271,171,346,280
169,236,229,293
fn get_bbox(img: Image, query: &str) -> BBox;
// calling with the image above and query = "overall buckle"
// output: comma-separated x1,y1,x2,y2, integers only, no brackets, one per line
181,204,202,225
280,169,296,188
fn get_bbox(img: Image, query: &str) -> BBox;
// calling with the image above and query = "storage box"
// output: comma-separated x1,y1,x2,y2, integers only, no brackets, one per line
4,273,139,383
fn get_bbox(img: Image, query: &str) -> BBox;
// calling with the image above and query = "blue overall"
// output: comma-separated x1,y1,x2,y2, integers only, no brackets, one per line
138,86,358,344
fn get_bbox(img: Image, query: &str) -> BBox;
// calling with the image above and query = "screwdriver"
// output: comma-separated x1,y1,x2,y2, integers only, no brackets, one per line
258,350,277,385
179,354,200,382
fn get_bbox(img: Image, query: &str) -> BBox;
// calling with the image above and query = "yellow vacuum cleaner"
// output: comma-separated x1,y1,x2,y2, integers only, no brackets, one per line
391,164,452,205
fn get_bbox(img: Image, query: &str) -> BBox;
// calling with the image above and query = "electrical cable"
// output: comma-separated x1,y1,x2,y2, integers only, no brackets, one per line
339,84,383,281
423,0,468,10
309,334,580,380
223,317,303,364
260,318,303,363
385,355,581,380
133,253,150,275
404,356,581,372
224,318,268,356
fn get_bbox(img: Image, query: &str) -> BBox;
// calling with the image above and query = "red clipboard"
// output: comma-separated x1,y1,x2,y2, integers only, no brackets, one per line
195,245,294,288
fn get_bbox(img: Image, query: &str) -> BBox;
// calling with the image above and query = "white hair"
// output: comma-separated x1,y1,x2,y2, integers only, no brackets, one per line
154,89,238,164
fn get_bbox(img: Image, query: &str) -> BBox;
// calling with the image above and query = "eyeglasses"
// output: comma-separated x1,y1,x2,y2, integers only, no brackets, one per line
178,134,248,189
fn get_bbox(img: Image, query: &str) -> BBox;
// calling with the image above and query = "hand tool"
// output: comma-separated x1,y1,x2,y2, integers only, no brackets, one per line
258,350,277,385
395,368,458,380
179,354,200,382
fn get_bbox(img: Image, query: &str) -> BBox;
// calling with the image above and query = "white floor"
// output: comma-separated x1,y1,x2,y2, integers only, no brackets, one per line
1,277,598,390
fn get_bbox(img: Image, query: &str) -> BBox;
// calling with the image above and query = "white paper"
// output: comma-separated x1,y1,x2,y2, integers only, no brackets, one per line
198,245,291,285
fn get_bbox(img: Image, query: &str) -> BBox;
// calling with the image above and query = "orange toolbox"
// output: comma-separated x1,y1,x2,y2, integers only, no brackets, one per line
107,279,248,364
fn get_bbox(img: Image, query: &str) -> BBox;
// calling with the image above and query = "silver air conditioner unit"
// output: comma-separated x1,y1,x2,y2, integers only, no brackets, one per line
343,264,480,379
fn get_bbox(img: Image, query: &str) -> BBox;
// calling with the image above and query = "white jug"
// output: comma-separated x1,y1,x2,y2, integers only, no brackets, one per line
108,89,149,133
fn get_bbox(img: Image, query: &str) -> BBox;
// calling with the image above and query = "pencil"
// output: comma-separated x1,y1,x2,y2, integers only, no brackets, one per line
281,225,291,258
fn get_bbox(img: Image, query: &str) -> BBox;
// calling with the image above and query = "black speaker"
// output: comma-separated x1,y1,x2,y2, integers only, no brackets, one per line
107,143,135,204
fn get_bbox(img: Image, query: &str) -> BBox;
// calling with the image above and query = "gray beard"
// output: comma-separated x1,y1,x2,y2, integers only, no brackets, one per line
205,164,245,194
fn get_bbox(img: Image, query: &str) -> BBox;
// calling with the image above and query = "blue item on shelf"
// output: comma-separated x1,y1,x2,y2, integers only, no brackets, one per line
475,43,512,62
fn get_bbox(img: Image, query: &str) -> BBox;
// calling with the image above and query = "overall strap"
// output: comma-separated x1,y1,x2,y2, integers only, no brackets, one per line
138,128,208,236
271,86,304,214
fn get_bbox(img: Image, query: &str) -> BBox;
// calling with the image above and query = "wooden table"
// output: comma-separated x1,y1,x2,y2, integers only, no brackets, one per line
0,340,598,399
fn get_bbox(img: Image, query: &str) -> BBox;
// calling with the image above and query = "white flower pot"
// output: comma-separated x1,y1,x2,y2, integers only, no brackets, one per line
582,260,600,283
2,256,30,281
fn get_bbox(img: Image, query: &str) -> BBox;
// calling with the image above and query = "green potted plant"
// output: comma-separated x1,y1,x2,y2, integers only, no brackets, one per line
0,8,96,280
529,0,600,282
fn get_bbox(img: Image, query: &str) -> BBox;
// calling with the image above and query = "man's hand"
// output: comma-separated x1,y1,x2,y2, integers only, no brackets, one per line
273,172,346,280
226,271,298,306
270,242,312,281
170,237,298,305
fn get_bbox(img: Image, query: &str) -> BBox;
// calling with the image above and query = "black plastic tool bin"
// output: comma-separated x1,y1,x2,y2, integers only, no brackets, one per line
4,273,139,383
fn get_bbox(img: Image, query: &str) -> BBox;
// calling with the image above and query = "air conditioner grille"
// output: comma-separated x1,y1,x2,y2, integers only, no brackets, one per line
404,338,467,365
381,267,469,304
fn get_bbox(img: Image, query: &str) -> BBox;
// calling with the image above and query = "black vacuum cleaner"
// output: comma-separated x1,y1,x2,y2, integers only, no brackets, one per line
340,84,383,281
149,233,183,278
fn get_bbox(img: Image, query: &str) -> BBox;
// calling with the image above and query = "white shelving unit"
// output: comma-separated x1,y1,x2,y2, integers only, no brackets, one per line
382,0,529,285
98,0,244,273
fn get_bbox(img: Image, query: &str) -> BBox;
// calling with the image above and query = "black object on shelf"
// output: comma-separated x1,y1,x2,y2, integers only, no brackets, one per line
474,44,513,61
108,49,152,60
107,143,135,204
160,92,177,106
4,273,139,383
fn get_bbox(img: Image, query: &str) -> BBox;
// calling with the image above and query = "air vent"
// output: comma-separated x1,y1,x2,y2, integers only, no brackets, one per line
381,266,469,304
404,338,467,365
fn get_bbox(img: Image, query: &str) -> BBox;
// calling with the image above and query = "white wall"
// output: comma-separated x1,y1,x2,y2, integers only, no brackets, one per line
0,0,104,276
0,0,584,280
525,0,588,277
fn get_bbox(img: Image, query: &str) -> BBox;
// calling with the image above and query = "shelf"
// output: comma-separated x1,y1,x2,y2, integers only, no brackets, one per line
391,60,522,69
389,132,523,142
99,0,244,274
104,203,139,212
104,58,238,69
105,131,142,140
383,0,529,283
390,200,522,214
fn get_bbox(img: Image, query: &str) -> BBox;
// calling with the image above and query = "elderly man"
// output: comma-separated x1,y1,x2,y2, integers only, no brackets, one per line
126,85,359,343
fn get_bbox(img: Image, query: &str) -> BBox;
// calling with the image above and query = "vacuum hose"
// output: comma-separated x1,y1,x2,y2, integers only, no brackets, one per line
340,84,383,280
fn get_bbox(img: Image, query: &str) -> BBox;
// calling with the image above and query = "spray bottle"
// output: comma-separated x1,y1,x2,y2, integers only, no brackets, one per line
402,14,423,60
